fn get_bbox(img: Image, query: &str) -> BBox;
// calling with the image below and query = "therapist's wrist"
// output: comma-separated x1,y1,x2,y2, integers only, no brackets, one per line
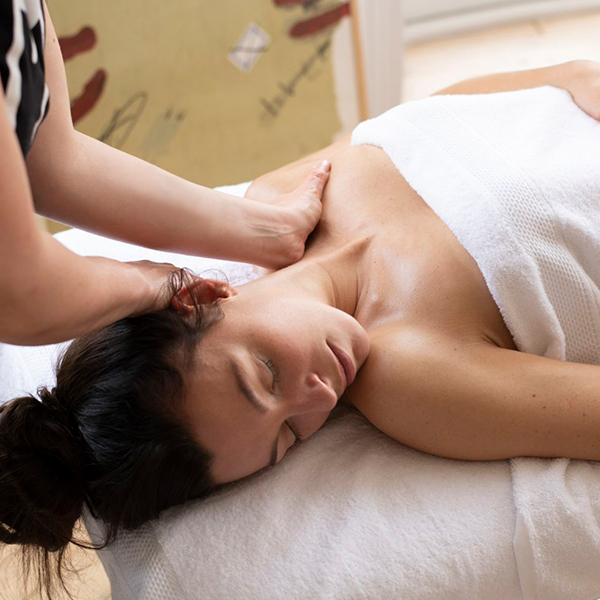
231,200,302,269
124,259,181,316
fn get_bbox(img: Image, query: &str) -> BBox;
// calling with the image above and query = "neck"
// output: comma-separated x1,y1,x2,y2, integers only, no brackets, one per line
246,236,373,316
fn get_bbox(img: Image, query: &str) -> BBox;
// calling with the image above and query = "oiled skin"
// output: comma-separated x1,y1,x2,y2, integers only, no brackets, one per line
244,96,600,464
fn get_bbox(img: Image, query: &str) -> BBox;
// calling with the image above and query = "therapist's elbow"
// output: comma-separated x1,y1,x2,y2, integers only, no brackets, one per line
0,305,42,347
0,270,59,346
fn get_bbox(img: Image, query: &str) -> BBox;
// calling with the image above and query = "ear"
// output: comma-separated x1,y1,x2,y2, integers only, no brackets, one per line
171,278,237,313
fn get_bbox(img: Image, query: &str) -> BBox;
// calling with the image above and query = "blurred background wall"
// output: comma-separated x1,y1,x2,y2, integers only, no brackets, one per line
403,0,600,43
402,0,600,103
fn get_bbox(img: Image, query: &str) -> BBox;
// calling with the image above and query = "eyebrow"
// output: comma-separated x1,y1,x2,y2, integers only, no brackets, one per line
231,359,279,467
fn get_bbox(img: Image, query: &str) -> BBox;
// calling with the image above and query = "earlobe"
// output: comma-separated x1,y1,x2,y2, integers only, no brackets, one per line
171,278,237,313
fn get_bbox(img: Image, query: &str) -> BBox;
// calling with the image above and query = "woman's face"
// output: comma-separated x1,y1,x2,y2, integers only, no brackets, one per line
183,286,370,484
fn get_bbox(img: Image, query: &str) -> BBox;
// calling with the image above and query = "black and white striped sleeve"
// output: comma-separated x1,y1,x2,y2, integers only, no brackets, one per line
0,0,50,159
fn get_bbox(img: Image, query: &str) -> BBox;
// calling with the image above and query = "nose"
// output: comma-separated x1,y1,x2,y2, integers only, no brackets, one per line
290,372,338,415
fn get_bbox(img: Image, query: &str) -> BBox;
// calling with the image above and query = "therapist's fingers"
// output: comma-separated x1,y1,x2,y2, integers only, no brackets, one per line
301,159,331,217
127,259,181,315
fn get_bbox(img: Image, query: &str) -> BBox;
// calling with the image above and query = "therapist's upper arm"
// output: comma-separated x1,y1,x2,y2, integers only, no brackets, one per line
0,85,46,309
346,327,600,462
25,0,77,210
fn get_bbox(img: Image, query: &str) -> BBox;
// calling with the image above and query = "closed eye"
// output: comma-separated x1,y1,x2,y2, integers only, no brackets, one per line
263,358,281,391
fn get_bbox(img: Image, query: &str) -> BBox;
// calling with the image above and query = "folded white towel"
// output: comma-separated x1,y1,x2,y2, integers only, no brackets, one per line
352,86,600,600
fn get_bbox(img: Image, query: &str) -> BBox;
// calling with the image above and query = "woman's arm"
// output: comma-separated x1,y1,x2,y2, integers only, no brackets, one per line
431,61,576,96
26,3,328,270
432,59,600,121
346,328,600,462
0,85,178,345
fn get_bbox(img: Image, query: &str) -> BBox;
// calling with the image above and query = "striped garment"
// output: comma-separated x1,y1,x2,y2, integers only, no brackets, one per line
0,0,50,158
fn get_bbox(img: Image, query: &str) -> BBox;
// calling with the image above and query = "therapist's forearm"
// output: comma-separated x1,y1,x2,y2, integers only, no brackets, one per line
432,60,576,96
28,130,282,265
0,232,166,346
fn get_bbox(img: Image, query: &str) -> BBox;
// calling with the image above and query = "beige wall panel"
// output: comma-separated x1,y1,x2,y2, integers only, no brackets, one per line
48,0,352,189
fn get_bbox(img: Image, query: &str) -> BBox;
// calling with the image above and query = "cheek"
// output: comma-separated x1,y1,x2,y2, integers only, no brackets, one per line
263,302,322,337
210,428,275,485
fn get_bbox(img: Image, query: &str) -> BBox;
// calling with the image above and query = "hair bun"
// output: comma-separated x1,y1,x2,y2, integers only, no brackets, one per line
38,385,61,411
37,387,80,435
0,390,86,552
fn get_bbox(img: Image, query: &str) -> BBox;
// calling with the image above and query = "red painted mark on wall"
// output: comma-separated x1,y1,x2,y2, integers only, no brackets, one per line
57,26,106,125
289,2,351,38
69,69,107,124
58,26,96,60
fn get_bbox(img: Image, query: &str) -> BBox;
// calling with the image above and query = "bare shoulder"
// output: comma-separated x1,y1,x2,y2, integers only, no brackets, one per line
345,325,600,462
344,325,478,426
245,134,352,201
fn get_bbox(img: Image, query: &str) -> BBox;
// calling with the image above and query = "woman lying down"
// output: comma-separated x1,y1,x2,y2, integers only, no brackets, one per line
3,59,600,594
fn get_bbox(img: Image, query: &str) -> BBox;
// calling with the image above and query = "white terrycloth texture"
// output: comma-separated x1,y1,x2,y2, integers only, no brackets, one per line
352,85,600,365
86,411,521,600
1,177,599,597
352,87,600,600
510,459,600,600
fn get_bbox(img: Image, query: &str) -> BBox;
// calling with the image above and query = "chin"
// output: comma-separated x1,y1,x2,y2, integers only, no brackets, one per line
354,327,371,368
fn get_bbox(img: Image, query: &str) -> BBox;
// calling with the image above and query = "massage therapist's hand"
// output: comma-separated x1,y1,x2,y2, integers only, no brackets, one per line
125,259,183,316
562,59,600,121
248,159,331,270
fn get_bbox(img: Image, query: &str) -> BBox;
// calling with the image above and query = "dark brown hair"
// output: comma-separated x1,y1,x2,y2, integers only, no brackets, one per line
0,269,220,599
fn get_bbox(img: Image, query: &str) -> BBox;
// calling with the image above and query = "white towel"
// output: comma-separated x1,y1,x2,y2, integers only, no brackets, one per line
86,407,522,600
511,458,600,600
352,86,600,600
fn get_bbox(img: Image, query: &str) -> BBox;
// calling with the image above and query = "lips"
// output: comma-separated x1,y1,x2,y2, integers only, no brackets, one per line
326,342,356,390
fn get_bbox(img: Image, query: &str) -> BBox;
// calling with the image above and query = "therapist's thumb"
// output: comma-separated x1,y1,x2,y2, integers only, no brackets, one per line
294,159,331,221
307,160,332,198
